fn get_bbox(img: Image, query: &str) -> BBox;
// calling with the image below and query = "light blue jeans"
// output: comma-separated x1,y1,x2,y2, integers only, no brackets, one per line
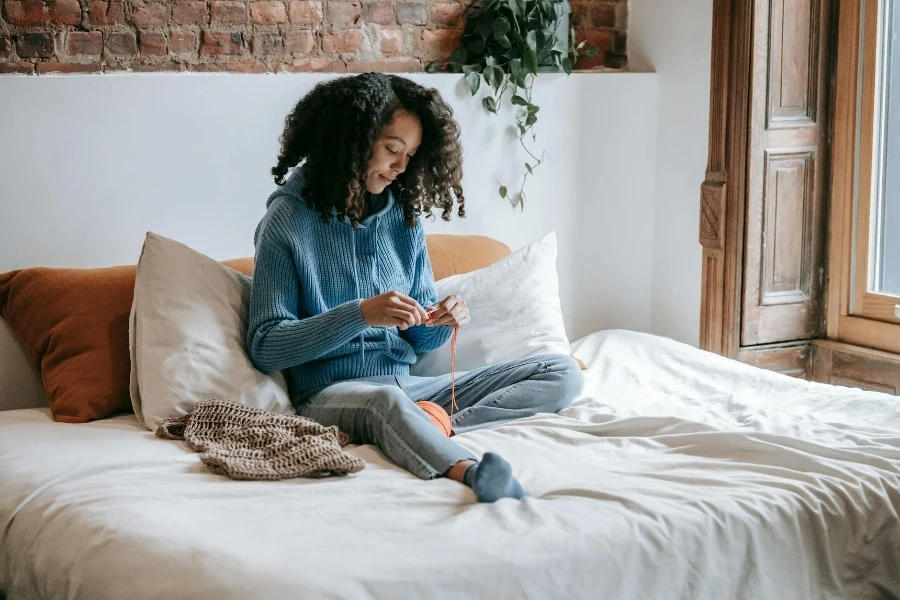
293,354,585,480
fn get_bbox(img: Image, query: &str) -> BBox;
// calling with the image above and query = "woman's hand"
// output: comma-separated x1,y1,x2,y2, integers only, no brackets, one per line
360,291,428,330
424,295,470,328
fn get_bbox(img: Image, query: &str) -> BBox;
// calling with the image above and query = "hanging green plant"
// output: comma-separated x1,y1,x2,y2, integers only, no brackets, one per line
427,0,597,209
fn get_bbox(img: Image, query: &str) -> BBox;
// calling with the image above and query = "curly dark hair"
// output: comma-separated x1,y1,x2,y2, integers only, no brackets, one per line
271,73,466,227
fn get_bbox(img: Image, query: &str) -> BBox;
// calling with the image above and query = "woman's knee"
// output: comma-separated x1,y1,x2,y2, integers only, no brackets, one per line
366,386,414,420
547,354,585,411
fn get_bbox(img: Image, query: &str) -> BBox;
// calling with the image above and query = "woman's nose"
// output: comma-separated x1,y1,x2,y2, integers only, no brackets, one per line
391,155,407,173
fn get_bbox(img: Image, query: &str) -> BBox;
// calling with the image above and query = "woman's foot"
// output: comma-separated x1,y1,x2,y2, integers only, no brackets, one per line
462,453,529,503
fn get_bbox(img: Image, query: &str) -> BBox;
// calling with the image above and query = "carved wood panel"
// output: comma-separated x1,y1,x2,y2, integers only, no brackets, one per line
768,0,819,125
761,151,815,304
741,0,828,346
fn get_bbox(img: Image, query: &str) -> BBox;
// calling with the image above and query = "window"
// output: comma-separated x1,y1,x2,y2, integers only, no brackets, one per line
829,0,900,354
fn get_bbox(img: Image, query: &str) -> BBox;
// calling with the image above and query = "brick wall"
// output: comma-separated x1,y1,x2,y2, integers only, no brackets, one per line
0,0,625,74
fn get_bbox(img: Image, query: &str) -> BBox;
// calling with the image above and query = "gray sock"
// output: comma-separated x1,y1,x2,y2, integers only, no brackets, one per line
463,453,529,502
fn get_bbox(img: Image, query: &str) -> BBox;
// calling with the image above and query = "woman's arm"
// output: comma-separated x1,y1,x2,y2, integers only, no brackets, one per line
246,230,368,374
399,225,454,353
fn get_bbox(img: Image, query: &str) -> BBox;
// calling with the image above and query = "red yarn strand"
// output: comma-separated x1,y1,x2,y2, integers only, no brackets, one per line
449,327,459,415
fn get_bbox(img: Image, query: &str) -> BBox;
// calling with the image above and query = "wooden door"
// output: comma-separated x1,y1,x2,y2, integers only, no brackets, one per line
740,0,832,346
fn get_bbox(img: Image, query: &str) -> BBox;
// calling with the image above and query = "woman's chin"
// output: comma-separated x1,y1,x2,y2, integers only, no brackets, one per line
366,181,388,194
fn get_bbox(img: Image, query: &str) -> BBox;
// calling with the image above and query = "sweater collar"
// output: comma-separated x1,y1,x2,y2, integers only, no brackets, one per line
273,167,394,228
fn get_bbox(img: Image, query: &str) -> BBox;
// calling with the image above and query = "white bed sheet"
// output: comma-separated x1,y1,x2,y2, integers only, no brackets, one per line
1,330,898,600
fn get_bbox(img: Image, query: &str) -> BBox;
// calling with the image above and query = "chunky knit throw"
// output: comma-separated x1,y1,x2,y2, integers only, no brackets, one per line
156,399,365,480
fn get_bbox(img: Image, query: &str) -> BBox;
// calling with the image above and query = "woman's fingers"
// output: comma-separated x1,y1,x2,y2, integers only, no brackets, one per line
386,308,417,329
389,292,426,325
429,297,468,327
427,296,458,323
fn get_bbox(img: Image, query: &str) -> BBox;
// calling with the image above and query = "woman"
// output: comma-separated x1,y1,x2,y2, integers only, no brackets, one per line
247,73,584,503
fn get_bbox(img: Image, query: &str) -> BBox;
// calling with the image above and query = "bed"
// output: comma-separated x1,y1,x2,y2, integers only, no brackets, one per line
1,328,898,599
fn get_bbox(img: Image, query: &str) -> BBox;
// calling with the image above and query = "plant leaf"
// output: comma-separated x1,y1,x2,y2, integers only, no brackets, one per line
482,96,498,113
448,48,468,65
511,94,528,106
492,66,504,93
525,30,537,51
523,47,538,73
525,112,537,126
509,58,527,87
492,16,510,38
483,64,497,91
498,185,507,198
465,71,481,95
524,162,533,175
425,60,441,73
496,34,512,49
553,37,567,54
470,39,485,54
476,17,493,40
561,56,572,75
586,45,599,57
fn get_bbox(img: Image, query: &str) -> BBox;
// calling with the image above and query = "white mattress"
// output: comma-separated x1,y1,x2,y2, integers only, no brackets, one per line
1,330,898,600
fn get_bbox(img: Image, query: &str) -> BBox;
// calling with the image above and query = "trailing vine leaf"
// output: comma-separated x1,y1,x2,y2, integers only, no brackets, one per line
523,48,538,74
448,48,468,65
493,16,510,37
466,71,481,95
476,17,493,39
433,0,599,209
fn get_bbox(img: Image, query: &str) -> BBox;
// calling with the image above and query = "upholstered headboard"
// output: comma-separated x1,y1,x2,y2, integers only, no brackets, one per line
0,234,511,412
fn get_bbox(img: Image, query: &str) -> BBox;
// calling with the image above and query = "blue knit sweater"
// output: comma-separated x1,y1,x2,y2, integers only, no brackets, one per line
246,167,453,398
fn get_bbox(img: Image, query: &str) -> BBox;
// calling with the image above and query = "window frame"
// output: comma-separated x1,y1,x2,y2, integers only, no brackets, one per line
828,0,900,354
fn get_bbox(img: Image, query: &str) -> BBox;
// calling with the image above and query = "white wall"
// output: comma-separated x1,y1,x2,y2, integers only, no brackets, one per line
629,0,713,346
0,72,660,407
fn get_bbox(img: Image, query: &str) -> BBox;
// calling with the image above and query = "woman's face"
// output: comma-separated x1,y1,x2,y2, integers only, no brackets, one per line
366,109,423,194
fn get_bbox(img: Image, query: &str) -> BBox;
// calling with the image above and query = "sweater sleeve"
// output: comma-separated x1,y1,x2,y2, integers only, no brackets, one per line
246,222,369,374
399,223,454,354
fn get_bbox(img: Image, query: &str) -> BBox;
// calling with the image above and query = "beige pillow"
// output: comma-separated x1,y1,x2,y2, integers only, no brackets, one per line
129,232,294,431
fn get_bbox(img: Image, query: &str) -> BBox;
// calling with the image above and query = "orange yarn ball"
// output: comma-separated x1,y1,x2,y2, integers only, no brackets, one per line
415,401,452,437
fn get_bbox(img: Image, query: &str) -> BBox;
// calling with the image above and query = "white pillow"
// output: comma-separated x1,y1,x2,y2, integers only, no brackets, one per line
410,230,570,377
129,232,293,430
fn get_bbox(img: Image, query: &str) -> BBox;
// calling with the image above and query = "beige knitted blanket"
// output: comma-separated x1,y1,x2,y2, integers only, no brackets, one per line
155,398,366,480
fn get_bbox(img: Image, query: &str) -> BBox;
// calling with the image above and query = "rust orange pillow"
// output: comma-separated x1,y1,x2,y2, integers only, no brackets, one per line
0,258,253,423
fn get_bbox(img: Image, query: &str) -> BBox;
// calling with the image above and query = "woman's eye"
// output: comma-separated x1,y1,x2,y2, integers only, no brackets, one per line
387,147,399,154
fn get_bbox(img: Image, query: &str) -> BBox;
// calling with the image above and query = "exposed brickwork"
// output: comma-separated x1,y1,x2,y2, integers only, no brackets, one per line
0,0,626,74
